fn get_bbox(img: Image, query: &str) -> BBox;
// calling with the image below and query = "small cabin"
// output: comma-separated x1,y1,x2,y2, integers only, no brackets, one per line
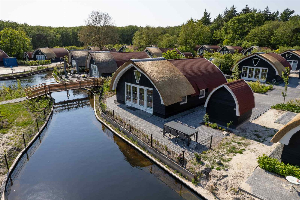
33,48,56,61
243,46,271,56
144,47,187,58
68,50,89,72
89,52,150,78
196,45,220,56
51,48,69,62
0,49,9,66
110,58,227,118
271,114,300,166
24,52,33,61
281,50,300,71
204,79,255,127
218,46,243,54
233,52,291,83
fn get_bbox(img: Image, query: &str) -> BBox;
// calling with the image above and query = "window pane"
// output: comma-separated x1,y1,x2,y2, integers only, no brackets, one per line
248,68,254,78
132,86,137,104
242,67,248,77
139,88,144,106
126,84,131,101
261,69,268,81
254,68,260,79
147,90,153,108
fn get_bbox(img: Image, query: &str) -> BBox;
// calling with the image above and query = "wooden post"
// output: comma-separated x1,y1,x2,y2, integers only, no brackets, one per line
209,135,213,149
65,83,67,91
36,119,39,131
43,108,46,119
182,151,185,167
4,154,9,171
113,110,114,118
151,134,153,147
22,134,26,148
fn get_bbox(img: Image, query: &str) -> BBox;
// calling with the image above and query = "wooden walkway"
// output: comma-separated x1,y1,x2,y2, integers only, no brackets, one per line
25,78,103,99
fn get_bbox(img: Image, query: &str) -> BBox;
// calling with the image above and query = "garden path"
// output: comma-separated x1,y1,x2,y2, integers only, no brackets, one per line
0,97,27,105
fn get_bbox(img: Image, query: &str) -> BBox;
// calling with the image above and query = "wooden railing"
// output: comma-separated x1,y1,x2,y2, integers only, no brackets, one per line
25,78,103,99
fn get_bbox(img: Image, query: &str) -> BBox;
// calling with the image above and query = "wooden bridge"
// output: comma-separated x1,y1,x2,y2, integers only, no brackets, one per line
25,78,103,99
54,97,91,112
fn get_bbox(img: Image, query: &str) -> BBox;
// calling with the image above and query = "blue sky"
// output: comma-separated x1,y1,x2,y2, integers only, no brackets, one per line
0,0,299,27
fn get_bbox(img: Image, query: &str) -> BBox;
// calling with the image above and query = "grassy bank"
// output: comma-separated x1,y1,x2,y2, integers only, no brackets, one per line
0,96,52,177
271,99,300,113
0,80,25,101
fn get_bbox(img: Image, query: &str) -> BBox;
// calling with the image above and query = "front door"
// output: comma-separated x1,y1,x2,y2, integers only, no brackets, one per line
91,64,99,78
288,60,298,71
125,83,153,114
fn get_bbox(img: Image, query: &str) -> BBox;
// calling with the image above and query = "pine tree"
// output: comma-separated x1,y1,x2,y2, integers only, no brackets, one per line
201,9,211,25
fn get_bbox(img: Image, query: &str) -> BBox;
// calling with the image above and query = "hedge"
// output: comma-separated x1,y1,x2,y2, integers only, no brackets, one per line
18,60,51,66
258,154,300,179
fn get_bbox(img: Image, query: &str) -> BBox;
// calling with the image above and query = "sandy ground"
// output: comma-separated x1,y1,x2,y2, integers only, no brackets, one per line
200,109,286,200
0,62,62,75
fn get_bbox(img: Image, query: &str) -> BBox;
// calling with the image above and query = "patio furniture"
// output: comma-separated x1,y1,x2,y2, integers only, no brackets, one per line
163,121,198,145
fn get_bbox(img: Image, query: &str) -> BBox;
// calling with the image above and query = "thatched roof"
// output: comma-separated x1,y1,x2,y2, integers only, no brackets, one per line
88,52,118,74
271,113,300,144
202,45,220,52
88,46,101,51
110,59,195,106
50,48,69,58
0,49,9,62
169,58,227,95
38,48,56,59
145,47,163,57
69,50,89,66
225,46,243,53
293,51,300,57
234,53,291,76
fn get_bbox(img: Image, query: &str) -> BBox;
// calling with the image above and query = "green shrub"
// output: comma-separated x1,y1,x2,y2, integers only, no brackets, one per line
18,60,51,66
247,81,273,94
258,155,300,179
271,99,300,113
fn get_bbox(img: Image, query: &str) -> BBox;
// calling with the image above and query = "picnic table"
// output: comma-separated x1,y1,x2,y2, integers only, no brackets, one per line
163,121,198,145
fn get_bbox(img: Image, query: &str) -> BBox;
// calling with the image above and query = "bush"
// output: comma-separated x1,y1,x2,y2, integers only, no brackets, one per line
271,99,300,113
18,60,51,66
247,81,273,94
258,155,300,179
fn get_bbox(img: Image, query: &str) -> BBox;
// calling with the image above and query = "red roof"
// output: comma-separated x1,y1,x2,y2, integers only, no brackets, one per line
267,52,292,70
203,45,221,51
0,49,9,61
182,52,193,58
51,48,69,58
225,79,255,116
26,52,33,58
169,58,227,95
110,52,149,67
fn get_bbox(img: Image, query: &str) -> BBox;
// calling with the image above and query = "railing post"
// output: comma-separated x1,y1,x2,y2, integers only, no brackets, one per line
209,135,213,149
22,134,26,148
4,153,9,171
182,150,185,167
151,134,153,147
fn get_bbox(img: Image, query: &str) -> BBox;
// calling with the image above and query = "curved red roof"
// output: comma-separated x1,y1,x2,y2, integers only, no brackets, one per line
225,79,255,116
0,49,9,61
267,52,291,70
111,52,149,67
169,58,227,95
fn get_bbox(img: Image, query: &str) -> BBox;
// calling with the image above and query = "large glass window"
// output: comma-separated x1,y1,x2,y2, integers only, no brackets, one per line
261,69,268,82
242,67,248,78
147,89,153,109
254,68,261,79
248,68,254,78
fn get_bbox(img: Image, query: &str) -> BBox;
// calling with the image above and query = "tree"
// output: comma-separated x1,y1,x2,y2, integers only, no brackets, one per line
223,6,238,22
241,5,251,14
118,25,139,44
158,34,178,48
162,50,184,59
0,28,31,59
79,11,118,49
178,19,211,51
282,67,290,102
280,8,295,21
201,9,211,25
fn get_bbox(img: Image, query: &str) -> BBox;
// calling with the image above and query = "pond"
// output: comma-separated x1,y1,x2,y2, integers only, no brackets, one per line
5,90,202,200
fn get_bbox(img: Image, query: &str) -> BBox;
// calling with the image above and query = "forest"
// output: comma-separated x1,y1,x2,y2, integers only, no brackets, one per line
0,5,300,59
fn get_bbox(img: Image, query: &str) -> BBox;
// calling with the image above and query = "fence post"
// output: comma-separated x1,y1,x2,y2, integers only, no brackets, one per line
182,151,185,167
22,134,26,148
4,154,9,171
43,108,46,119
209,135,213,149
151,134,153,147
113,110,114,118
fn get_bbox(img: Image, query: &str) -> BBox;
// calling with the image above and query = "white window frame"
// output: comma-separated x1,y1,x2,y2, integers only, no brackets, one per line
287,60,298,71
125,82,153,114
199,89,205,99
91,64,99,78
241,66,268,83
180,96,187,105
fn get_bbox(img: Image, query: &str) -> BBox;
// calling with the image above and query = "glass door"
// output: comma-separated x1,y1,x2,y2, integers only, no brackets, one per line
248,68,254,79
254,68,261,80
139,88,145,108
146,89,153,113
132,86,138,105
125,83,131,106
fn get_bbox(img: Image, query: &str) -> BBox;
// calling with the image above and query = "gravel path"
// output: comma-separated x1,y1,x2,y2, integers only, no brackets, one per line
0,97,27,105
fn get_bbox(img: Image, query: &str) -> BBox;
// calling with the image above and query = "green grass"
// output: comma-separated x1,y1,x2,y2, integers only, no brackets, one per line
0,80,25,101
271,99,300,113
247,81,273,94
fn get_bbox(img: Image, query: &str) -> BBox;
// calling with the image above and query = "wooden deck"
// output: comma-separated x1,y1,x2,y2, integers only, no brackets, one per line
25,78,103,99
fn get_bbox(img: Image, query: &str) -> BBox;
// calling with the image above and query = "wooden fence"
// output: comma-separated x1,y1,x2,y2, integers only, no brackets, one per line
25,78,103,99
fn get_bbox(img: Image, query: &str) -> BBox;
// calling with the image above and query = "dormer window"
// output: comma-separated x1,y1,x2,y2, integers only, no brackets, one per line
134,70,141,83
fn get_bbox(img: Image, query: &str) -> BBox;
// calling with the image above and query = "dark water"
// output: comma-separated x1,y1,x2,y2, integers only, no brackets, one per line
0,71,55,88
6,90,202,200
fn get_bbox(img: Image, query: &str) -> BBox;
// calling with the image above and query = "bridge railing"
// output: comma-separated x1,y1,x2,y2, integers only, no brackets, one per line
25,78,103,99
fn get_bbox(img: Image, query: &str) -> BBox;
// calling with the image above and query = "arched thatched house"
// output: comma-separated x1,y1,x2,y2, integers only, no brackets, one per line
218,46,243,54
281,50,300,71
88,52,150,78
196,45,220,56
233,52,291,83
110,57,227,118
204,79,255,127
51,48,69,62
33,48,56,61
271,114,300,166
68,50,89,72
0,49,9,66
